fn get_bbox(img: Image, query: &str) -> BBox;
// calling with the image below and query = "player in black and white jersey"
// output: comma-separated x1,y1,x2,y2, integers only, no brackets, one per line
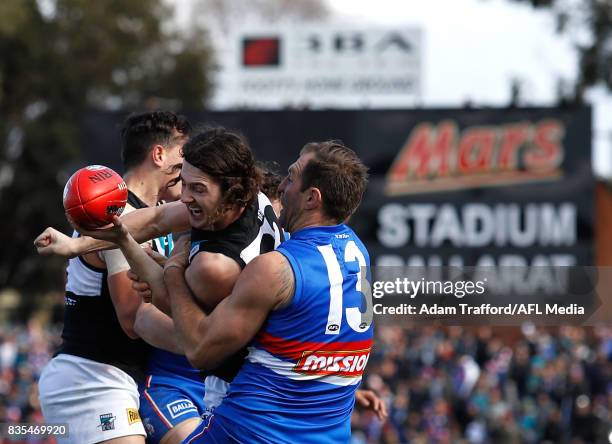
36,128,284,439
37,111,189,444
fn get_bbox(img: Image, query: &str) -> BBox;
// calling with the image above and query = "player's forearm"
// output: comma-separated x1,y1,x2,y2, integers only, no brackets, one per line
190,315,239,370
165,267,213,368
121,205,168,243
71,235,117,256
51,227,141,258
152,290,173,317
134,304,184,354
116,234,168,303
35,202,191,258
122,201,190,244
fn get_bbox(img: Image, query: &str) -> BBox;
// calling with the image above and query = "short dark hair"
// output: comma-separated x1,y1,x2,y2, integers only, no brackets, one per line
120,111,191,170
300,141,368,222
257,161,282,201
183,127,262,208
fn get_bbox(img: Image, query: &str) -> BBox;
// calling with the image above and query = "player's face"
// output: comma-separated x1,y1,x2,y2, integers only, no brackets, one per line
163,142,184,170
161,139,185,196
180,160,224,229
278,152,314,233
160,171,182,202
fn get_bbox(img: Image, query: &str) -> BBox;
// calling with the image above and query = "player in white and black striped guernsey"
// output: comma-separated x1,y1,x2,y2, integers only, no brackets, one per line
37,111,188,444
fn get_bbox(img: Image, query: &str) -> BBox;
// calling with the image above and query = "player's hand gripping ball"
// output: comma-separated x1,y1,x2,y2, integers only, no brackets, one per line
63,165,128,229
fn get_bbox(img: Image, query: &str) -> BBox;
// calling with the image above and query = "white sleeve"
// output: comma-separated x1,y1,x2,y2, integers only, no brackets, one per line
100,248,131,276
98,203,148,276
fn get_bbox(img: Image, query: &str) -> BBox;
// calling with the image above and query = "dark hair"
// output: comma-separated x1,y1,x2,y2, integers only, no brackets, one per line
183,127,262,208
120,111,191,170
300,141,368,222
257,161,282,201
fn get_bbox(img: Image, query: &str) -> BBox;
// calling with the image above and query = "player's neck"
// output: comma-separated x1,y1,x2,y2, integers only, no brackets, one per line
291,212,339,233
123,169,161,207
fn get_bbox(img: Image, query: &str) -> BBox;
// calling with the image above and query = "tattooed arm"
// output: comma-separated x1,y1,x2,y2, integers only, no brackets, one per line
164,251,294,370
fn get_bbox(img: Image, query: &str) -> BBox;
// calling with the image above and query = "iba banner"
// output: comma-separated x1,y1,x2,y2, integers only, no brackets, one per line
81,107,593,269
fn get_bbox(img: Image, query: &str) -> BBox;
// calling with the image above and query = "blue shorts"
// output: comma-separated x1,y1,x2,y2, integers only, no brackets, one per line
181,414,238,444
140,374,206,444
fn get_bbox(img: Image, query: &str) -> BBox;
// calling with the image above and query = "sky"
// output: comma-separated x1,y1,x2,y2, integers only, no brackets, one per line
170,0,612,178
328,0,612,179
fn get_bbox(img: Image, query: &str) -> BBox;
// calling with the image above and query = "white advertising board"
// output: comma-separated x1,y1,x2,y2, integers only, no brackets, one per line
210,26,422,109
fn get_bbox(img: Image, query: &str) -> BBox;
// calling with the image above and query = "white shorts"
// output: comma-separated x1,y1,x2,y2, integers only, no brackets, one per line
38,354,146,444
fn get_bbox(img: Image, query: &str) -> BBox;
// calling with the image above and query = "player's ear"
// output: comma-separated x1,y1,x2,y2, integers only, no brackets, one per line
304,187,322,210
151,144,165,167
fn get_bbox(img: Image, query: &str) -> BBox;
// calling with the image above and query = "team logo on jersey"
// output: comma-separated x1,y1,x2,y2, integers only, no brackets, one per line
167,399,197,419
189,241,206,262
126,408,141,425
98,413,116,431
293,349,371,377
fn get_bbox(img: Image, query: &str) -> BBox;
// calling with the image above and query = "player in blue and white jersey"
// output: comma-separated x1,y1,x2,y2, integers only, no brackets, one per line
166,141,373,444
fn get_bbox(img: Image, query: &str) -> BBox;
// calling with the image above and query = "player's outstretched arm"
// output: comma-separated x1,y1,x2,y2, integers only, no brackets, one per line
107,269,142,339
34,227,79,257
164,251,294,370
33,201,190,258
85,216,173,315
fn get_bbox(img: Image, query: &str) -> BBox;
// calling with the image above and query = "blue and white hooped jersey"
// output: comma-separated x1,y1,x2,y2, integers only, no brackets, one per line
213,224,374,444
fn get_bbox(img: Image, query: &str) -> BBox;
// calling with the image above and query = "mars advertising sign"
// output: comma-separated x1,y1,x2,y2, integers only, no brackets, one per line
371,108,592,268
385,119,564,195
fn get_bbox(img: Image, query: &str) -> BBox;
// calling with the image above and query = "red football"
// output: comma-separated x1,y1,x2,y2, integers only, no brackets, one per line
63,165,128,229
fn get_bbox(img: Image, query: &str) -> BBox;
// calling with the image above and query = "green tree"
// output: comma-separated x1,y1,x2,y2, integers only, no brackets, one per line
507,0,612,103
192,0,329,40
0,0,213,293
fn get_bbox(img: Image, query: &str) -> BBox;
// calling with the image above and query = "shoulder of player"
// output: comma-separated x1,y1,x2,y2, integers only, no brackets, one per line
240,252,295,309
246,251,289,269
188,251,241,281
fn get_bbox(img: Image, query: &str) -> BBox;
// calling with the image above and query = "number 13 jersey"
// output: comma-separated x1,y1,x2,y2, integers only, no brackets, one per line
214,223,374,444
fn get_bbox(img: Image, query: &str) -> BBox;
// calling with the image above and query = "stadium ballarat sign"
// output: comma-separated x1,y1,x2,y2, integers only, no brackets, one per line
82,107,593,269
370,108,592,268
210,26,422,109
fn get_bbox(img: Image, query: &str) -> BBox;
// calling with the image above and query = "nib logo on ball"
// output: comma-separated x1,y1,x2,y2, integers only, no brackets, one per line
63,165,128,229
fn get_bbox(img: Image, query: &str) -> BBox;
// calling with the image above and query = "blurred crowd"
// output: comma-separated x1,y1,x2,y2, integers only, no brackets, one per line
1,319,611,444
353,325,612,444
0,320,61,443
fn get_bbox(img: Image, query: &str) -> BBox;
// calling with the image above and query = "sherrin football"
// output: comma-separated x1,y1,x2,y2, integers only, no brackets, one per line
63,165,128,229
